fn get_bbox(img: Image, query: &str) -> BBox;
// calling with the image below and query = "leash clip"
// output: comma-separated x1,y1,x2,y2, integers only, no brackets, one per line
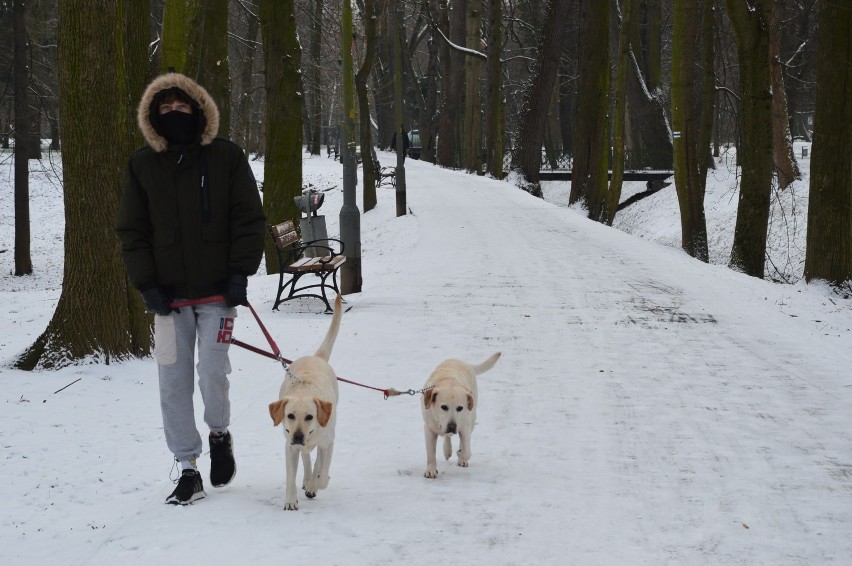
383,387,420,400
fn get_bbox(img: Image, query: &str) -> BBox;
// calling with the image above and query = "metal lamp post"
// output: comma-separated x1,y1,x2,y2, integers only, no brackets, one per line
339,0,362,294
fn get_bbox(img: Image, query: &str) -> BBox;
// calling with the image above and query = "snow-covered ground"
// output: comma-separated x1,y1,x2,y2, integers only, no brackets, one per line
1,147,850,565
542,142,814,284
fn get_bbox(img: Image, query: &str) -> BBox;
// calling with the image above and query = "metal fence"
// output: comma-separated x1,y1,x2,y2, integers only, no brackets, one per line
539,149,674,172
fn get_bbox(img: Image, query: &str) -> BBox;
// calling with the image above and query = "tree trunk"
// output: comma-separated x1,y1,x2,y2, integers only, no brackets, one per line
444,0,467,167
435,0,457,167
372,5,394,150
234,1,260,153
485,0,505,178
124,0,152,151
309,0,323,155
768,0,800,191
399,12,434,166
671,0,709,260
1,106,10,149
261,0,303,274
558,14,577,162
392,0,407,217
462,0,482,173
120,0,156,355
643,0,662,93
160,0,202,74
569,0,609,219
697,0,716,183
607,0,636,225
17,0,150,369
420,0,440,165
783,2,817,144
624,0,671,171
804,0,851,287
515,0,571,196
13,0,33,277
725,0,774,278
47,102,60,151
195,0,231,136
357,0,379,211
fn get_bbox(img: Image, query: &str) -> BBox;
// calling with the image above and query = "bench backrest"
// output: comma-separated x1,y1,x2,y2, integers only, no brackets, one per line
269,221,300,251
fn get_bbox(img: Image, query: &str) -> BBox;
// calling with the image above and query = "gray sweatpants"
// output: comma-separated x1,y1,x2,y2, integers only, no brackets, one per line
154,301,237,462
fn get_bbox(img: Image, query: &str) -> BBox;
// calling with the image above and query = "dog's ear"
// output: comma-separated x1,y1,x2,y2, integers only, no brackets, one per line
466,392,474,411
315,398,333,427
269,399,287,426
424,389,438,409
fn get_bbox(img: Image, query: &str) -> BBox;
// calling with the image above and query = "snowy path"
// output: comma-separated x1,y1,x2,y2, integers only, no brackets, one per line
1,155,850,565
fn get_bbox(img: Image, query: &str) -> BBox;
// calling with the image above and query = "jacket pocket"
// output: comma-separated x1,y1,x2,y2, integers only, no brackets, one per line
152,226,181,286
153,226,176,247
200,223,229,243
200,223,230,283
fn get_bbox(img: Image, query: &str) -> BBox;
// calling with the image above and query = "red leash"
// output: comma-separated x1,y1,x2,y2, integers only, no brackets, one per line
167,295,407,398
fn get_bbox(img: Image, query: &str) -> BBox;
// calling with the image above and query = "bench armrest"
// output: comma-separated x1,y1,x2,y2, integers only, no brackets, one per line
299,237,345,257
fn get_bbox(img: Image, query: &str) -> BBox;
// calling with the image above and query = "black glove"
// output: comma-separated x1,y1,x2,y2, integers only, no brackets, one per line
223,273,249,307
141,286,175,316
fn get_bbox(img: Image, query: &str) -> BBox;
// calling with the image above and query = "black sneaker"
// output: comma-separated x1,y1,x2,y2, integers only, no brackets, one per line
209,431,236,487
165,469,206,505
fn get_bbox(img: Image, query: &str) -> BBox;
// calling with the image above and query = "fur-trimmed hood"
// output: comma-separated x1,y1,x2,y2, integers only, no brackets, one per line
137,73,219,152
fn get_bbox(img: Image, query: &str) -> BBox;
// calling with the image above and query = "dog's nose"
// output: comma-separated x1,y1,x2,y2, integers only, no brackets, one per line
292,431,305,445
445,422,457,434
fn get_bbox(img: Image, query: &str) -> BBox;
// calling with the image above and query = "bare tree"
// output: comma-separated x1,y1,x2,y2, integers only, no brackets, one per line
371,2,395,151
623,0,672,171
607,0,636,225
392,0,406,216
17,0,150,369
230,0,262,154
670,0,709,261
196,0,231,135
160,0,201,73
434,0,467,167
261,0,303,273
804,0,851,288
724,0,774,278
569,0,609,219
462,0,482,172
780,0,818,143
514,0,571,196
484,0,505,178
13,0,33,276
356,0,380,211
308,0,323,155
768,0,800,191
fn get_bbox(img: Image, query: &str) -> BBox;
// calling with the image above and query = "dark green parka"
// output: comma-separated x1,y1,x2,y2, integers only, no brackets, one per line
117,73,265,299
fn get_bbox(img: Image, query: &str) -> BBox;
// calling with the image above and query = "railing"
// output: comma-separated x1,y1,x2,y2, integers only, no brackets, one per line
540,149,674,172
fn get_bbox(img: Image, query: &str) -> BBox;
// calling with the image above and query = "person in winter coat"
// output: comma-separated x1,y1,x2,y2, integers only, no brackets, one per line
390,127,410,161
117,73,266,506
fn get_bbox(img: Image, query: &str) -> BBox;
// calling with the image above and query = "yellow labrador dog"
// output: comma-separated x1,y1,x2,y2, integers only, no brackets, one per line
268,294,343,510
422,352,501,478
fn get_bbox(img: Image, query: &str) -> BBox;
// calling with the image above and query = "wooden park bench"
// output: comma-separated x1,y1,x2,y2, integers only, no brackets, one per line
371,155,396,189
378,165,396,189
268,221,346,313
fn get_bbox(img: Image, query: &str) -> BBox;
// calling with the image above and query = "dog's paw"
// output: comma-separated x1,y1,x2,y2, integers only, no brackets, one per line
424,468,438,479
304,478,317,497
284,501,299,511
457,459,469,468
316,474,330,490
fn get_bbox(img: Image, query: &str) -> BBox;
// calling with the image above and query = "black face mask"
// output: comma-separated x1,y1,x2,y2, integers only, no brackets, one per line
158,110,198,146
